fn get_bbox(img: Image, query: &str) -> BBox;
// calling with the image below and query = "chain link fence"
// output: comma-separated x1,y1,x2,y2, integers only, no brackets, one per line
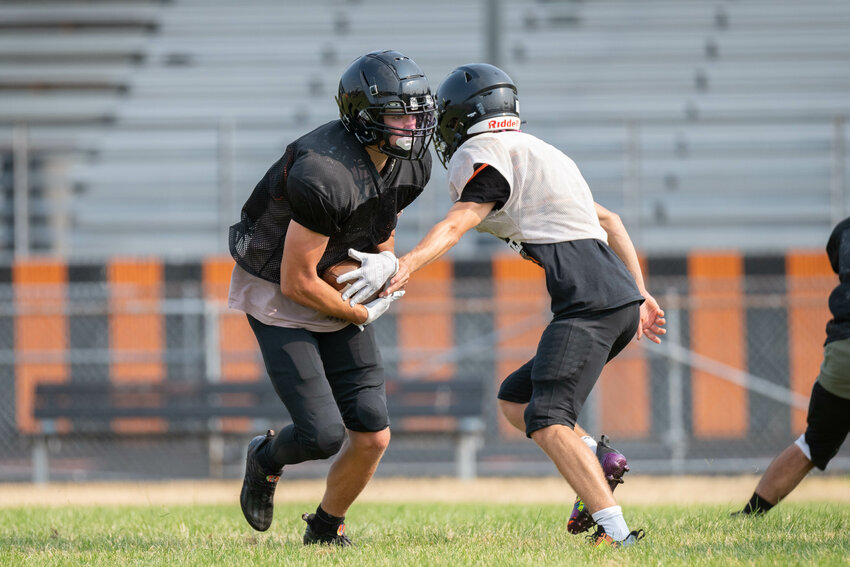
0,267,847,482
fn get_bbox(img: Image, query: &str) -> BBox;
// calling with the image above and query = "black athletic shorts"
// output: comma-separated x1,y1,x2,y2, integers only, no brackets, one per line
805,381,850,470
497,301,641,437
247,315,389,433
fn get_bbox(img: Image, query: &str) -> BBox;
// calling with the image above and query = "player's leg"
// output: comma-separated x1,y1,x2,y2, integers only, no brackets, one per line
526,303,641,544
498,361,599,441
751,444,814,506
499,399,621,480
496,329,633,536
320,429,390,516
570,308,637,536
738,378,850,515
499,400,526,430
567,425,629,484
300,428,389,546
300,324,391,545
574,424,594,443
497,358,534,431
533,426,641,546
532,424,617,512
568,432,630,534
499,378,614,509
241,316,347,532
590,309,639,492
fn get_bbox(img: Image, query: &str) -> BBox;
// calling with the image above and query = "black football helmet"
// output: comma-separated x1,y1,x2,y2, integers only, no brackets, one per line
434,63,521,167
336,50,436,160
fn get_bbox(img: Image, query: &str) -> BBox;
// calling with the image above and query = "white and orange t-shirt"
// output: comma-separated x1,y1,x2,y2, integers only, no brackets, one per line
447,130,643,317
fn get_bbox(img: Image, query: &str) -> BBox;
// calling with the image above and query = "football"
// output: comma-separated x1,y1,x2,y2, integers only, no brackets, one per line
321,258,381,303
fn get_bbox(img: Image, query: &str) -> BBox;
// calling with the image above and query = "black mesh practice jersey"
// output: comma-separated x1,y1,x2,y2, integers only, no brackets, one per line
826,216,850,344
229,120,431,283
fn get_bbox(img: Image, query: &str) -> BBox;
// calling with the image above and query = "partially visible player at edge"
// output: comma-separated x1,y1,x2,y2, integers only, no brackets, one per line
227,50,436,545
735,217,850,516
350,64,666,547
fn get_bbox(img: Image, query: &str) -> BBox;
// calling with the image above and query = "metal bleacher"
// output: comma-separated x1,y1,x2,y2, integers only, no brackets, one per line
2,0,849,258
59,0,483,258
0,1,160,255
503,0,850,252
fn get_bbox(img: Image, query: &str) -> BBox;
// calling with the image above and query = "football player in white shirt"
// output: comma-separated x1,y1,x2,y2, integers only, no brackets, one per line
350,63,666,547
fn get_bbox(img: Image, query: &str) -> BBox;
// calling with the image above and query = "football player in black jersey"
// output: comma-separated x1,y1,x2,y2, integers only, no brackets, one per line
354,63,665,547
735,218,850,516
228,50,436,545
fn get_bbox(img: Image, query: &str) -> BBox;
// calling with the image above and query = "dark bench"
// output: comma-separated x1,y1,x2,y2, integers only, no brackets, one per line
30,377,487,483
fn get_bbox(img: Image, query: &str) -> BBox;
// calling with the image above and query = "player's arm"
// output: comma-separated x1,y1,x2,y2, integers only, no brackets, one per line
383,200,494,294
375,230,395,254
595,202,647,292
280,220,368,324
384,162,505,295
595,202,666,343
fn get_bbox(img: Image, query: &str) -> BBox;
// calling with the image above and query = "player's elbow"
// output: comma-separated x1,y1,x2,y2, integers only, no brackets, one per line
279,282,302,302
279,272,314,302
445,230,462,250
442,220,468,248
600,211,626,236
600,209,622,228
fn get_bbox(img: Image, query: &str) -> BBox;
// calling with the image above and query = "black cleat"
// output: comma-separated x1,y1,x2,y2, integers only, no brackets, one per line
240,430,282,532
302,513,354,546
731,508,766,517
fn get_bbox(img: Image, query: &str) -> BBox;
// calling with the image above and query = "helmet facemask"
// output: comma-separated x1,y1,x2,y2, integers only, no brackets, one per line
433,114,464,168
365,95,437,160
336,51,437,161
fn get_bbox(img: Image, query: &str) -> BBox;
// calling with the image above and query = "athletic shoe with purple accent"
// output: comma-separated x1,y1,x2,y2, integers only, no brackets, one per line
567,434,630,535
568,496,595,534
596,434,630,489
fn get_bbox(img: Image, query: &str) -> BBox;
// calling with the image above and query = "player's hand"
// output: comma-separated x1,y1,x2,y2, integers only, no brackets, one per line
638,292,666,343
337,249,399,306
358,290,405,330
381,257,411,296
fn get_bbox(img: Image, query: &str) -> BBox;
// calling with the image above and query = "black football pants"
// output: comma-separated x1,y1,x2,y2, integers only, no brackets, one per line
247,315,389,467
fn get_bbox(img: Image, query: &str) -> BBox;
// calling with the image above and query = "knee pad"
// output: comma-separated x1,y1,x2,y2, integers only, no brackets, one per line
301,422,346,460
344,388,389,432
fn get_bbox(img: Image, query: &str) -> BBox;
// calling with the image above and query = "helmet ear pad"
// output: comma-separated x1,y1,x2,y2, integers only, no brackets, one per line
354,108,380,146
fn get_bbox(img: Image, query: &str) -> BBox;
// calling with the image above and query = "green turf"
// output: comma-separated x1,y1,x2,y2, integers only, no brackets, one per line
1,502,848,566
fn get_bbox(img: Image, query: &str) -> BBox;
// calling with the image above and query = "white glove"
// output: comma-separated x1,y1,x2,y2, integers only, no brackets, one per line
358,290,405,330
337,248,399,306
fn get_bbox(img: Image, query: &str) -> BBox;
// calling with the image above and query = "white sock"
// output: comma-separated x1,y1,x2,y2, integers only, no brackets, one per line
581,435,598,453
591,505,629,541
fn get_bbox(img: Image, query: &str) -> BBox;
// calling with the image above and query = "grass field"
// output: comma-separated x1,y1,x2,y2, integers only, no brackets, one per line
1,478,848,566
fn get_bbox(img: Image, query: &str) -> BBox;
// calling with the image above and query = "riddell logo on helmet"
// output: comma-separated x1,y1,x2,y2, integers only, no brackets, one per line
488,118,520,130
467,116,521,135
